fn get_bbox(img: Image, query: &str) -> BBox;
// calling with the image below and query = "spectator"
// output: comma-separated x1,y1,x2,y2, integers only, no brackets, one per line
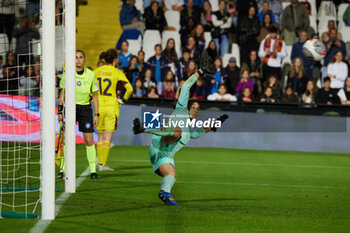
179,48,191,78
282,85,298,103
146,44,170,93
19,65,38,96
241,50,263,95
192,78,210,100
239,6,260,64
120,0,145,34
181,17,196,47
212,0,233,57
183,59,197,80
291,29,315,79
324,28,347,68
327,20,342,40
164,0,184,12
144,1,167,32
201,40,219,62
238,87,253,102
327,51,348,89
258,0,283,27
191,24,206,53
257,1,276,25
180,0,201,28
321,32,330,44
281,0,309,46
161,71,176,98
209,57,223,94
27,0,40,23
200,1,214,32
207,84,237,101
0,0,15,44
0,56,4,92
235,69,254,95
236,0,257,24
132,77,146,97
287,57,308,96
315,77,340,105
2,51,18,95
257,13,277,43
125,56,141,86
223,56,240,95
33,59,40,86
302,80,317,104
175,79,185,99
258,26,286,81
260,86,277,103
143,68,156,89
337,77,350,105
147,86,160,98
137,50,148,77
185,35,201,64
184,0,204,7
263,74,281,98
162,38,180,79
56,0,63,26
118,41,132,68
13,16,40,66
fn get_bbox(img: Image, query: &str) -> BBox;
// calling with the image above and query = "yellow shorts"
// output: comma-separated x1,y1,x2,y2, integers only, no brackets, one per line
97,103,120,133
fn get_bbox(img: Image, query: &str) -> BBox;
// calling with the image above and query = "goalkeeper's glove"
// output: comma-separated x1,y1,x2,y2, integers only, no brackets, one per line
198,55,214,76
133,118,145,134
211,114,229,132
116,98,127,105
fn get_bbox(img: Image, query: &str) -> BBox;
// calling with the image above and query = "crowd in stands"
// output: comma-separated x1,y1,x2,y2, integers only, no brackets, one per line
1,0,350,107
114,0,350,105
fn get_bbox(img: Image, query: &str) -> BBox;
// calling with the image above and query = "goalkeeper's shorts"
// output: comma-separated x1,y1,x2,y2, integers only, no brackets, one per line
96,103,120,133
149,144,175,175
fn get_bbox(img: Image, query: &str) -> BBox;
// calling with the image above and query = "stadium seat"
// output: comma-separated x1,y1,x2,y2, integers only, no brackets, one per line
135,0,144,15
161,30,181,58
0,33,9,54
337,3,350,20
281,45,292,90
204,32,211,48
127,36,142,56
143,30,161,61
309,15,317,33
10,37,16,52
338,20,350,43
282,2,290,10
318,16,336,36
283,45,292,66
318,1,336,19
222,53,235,67
230,43,240,66
165,11,181,32
209,0,219,12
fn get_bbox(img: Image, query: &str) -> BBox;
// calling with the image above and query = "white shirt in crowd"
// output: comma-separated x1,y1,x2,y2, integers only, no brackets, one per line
207,93,237,101
258,34,287,68
337,88,349,102
327,61,348,89
164,0,184,11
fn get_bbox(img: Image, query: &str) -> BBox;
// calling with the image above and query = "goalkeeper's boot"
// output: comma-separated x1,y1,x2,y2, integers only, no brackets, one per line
56,172,64,179
90,172,98,179
132,118,145,134
98,164,114,171
158,190,179,206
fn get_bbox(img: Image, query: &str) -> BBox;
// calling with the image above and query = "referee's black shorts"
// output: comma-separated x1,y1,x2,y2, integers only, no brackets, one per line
76,104,94,133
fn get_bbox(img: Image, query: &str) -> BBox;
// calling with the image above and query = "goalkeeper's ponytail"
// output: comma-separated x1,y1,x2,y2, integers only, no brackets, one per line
99,49,118,64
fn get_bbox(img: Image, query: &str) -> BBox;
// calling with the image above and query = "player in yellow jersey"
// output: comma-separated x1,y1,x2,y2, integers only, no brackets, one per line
94,49,133,171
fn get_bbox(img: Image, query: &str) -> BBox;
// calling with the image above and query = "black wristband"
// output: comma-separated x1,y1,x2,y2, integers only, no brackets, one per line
58,105,63,114
122,98,127,103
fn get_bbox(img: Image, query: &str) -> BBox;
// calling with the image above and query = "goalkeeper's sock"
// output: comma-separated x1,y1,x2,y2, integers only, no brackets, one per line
100,141,111,165
86,145,97,173
160,175,176,193
60,145,66,172
96,141,104,164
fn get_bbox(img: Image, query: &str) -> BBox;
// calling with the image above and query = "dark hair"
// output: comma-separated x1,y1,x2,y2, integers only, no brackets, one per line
154,44,162,50
138,50,145,56
164,38,178,63
121,40,129,46
164,70,174,82
99,49,118,64
5,51,16,66
268,25,277,33
76,49,85,58
324,77,331,83
331,50,344,63
262,13,272,27
128,55,138,68
344,77,350,89
182,48,191,54
219,84,228,92
187,100,199,111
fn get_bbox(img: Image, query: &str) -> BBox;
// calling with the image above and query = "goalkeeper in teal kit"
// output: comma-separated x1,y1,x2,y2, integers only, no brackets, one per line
133,57,229,206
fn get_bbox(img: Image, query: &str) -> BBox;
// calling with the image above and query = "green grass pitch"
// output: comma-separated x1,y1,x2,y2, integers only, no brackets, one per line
1,144,350,233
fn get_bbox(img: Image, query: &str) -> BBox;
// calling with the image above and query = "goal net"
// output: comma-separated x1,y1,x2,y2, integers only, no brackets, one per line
0,0,66,219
